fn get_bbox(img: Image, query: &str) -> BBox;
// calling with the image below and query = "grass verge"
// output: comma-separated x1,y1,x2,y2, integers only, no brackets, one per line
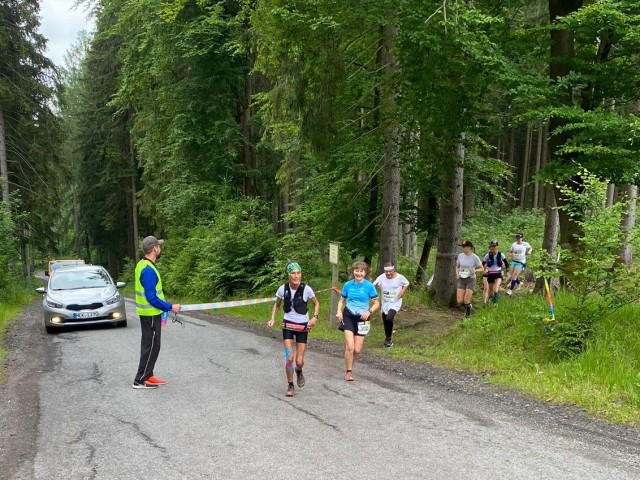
0,282,37,374
398,292,640,425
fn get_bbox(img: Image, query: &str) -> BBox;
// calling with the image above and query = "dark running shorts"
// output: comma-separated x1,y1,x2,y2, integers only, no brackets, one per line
338,309,371,337
282,321,308,344
486,272,503,284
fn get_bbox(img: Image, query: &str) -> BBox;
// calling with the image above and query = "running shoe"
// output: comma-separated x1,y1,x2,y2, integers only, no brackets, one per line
383,337,394,348
286,384,295,397
345,371,354,382
506,289,513,296
132,381,158,389
296,369,306,388
146,376,167,385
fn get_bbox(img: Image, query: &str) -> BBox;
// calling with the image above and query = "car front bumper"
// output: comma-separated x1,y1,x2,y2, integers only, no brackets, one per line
43,303,127,328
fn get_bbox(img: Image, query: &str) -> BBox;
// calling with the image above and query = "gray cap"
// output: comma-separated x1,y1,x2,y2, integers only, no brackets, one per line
142,236,164,253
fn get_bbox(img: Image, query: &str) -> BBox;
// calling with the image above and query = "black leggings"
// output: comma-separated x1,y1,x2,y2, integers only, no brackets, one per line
382,309,397,338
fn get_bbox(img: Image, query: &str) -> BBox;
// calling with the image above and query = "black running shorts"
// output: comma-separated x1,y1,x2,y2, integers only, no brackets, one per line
486,272,502,284
282,321,309,344
338,309,371,337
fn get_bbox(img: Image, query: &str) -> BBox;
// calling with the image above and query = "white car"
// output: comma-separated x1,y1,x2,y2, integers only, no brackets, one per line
36,265,127,333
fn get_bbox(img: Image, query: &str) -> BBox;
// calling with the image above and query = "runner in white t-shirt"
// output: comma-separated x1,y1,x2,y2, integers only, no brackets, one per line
507,233,532,296
268,262,319,397
456,240,483,318
374,262,410,347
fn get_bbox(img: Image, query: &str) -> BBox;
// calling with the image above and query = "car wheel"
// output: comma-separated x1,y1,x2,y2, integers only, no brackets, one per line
116,320,127,328
45,326,57,334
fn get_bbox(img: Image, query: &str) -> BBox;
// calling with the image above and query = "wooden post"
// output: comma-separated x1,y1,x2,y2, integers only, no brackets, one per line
329,242,340,325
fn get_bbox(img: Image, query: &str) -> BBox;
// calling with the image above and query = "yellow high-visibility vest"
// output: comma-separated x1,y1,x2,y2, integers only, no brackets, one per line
135,259,166,316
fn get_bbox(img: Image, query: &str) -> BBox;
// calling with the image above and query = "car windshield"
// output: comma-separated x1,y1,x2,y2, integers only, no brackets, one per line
50,269,113,290
51,261,84,271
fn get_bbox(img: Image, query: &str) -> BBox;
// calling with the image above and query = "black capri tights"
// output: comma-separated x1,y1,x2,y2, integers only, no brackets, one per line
381,309,397,338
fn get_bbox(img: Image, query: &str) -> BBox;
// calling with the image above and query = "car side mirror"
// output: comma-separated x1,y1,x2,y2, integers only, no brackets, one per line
116,282,126,288
36,287,46,294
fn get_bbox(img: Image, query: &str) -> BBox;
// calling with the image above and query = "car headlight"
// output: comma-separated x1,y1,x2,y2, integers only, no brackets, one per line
46,298,64,309
106,292,121,305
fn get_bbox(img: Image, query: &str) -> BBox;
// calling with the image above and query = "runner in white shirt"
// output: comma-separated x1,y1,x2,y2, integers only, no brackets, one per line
268,262,319,397
507,233,532,295
374,262,410,347
456,240,483,318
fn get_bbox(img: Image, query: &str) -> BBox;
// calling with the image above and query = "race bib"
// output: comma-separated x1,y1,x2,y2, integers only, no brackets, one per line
382,290,397,302
357,321,371,336
460,269,470,279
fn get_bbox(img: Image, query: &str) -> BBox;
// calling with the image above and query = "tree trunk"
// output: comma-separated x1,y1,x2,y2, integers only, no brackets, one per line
616,184,637,266
73,188,82,258
538,123,549,208
128,135,139,259
409,199,418,259
506,128,516,211
549,0,584,251
416,236,434,287
520,122,532,209
0,103,9,204
463,184,475,216
432,140,464,306
279,187,290,234
535,184,560,292
241,75,256,197
606,184,616,207
533,123,544,209
376,20,400,276
415,196,438,286
363,34,385,265
402,223,410,256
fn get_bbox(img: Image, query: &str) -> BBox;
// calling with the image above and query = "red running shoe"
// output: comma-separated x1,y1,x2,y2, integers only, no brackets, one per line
145,376,167,386
345,371,354,382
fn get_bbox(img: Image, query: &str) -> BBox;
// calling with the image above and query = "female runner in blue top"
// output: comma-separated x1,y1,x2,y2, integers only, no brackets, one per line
336,261,380,382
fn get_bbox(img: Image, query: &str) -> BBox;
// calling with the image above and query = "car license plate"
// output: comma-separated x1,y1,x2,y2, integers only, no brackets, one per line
73,312,99,319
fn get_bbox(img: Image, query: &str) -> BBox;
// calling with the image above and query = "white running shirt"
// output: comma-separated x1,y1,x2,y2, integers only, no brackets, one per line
276,284,315,324
510,242,532,263
373,273,410,314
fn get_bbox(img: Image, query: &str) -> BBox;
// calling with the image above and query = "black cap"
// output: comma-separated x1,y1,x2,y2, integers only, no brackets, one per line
515,233,523,238
489,240,498,247
460,240,474,248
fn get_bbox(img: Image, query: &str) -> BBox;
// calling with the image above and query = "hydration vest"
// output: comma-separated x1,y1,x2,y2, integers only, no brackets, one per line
487,251,505,268
283,283,308,315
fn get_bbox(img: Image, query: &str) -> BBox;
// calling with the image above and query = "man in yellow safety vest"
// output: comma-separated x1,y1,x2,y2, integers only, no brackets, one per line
133,236,181,389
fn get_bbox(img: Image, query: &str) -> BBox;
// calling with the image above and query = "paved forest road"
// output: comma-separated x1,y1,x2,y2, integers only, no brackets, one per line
1,299,640,480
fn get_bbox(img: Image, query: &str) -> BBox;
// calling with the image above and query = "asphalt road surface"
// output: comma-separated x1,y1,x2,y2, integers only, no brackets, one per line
3,299,640,479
